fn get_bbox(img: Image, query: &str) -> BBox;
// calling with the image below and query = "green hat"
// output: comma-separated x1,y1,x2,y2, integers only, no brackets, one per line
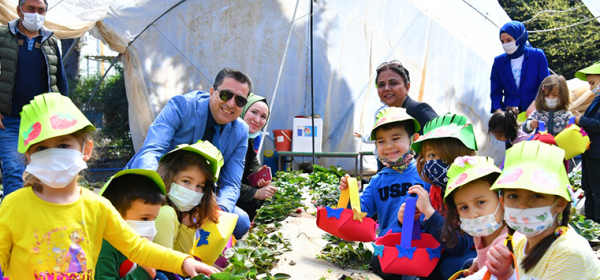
241,93,270,119
160,140,224,179
99,169,166,196
490,141,571,202
411,113,477,154
18,93,96,153
369,107,420,141
444,156,501,202
575,61,600,81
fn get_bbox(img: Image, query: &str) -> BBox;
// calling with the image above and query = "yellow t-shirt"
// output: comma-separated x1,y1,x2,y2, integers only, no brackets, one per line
0,187,190,279
514,227,600,280
154,205,196,254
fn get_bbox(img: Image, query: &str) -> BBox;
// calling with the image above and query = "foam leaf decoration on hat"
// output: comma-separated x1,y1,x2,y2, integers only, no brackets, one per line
396,245,417,260
426,246,442,260
372,243,384,257
454,156,477,168
530,169,558,191
325,207,343,219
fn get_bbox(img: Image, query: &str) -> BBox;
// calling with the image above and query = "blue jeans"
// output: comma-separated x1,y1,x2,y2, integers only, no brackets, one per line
232,206,251,239
0,116,25,197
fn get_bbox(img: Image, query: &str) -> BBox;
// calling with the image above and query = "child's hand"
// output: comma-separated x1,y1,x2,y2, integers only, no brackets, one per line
182,258,219,277
141,265,157,278
407,185,435,219
397,202,421,223
339,174,350,190
462,259,479,276
353,132,362,139
485,244,514,280
530,120,539,129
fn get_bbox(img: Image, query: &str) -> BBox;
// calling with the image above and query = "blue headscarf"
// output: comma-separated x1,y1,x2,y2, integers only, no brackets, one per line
500,21,528,59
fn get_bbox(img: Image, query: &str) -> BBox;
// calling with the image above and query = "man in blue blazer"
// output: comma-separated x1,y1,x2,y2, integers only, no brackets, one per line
490,21,550,114
127,68,252,238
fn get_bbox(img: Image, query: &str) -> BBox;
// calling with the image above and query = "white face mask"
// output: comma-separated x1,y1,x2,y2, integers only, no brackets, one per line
545,98,559,109
592,85,600,96
168,182,204,212
126,220,157,241
459,203,502,237
502,41,518,55
25,148,87,189
21,12,45,32
504,199,558,237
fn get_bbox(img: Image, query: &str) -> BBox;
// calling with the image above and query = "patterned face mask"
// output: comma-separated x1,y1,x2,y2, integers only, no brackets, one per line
592,84,600,96
459,203,502,237
423,159,450,187
504,199,558,237
378,150,415,172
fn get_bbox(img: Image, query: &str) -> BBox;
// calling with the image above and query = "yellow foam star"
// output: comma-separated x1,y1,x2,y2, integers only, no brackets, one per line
352,208,367,222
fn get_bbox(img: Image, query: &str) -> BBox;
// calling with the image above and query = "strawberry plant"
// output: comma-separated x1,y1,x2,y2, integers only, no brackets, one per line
254,171,306,224
316,234,372,270
571,213,600,243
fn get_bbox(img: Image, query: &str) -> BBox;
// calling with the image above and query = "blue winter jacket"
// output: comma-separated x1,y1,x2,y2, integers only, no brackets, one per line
360,161,430,237
490,47,549,113
126,91,249,212
581,95,600,159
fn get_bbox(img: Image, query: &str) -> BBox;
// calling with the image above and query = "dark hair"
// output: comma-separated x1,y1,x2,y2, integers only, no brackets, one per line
520,200,571,272
375,62,411,86
213,68,253,96
488,109,519,142
157,150,219,229
374,120,416,139
101,174,166,216
441,174,500,248
24,128,94,193
415,138,477,185
535,75,570,112
19,0,48,11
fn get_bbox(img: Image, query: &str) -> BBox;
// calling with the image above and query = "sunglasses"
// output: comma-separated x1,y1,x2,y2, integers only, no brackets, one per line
376,60,403,71
217,88,248,108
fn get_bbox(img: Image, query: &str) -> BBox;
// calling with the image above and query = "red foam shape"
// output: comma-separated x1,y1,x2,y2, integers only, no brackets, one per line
315,206,377,242
375,232,441,277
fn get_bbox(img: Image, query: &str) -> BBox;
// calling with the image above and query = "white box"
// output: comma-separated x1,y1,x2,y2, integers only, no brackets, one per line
292,118,323,152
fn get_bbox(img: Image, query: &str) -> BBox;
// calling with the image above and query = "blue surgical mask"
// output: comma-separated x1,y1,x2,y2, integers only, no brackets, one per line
249,130,261,139
423,159,450,187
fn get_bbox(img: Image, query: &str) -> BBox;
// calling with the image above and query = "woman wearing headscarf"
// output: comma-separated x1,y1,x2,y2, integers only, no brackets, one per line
490,21,550,115
236,94,277,221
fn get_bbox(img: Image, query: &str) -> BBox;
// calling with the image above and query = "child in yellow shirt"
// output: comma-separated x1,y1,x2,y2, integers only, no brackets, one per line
0,93,219,279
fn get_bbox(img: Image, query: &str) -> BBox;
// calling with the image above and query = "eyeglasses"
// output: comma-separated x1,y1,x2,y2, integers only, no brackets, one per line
376,60,403,71
216,88,248,108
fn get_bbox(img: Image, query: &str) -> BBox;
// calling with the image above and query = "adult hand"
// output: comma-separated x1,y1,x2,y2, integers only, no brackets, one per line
407,185,435,219
485,244,514,280
141,266,157,279
182,257,219,277
397,202,421,223
506,106,519,114
530,120,539,129
255,185,277,200
353,132,362,139
256,166,271,188
0,113,4,129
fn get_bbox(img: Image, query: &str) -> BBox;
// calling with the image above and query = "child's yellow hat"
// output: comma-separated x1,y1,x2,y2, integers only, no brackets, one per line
160,140,224,179
18,93,95,153
490,141,571,202
100,169,166,196
575,61,600,81
444,156,501,203
369,107,420,141
411,113,477,154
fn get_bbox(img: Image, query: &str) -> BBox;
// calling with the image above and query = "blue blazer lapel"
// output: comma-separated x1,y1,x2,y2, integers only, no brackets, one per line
192,93,210,142
519,49,531,92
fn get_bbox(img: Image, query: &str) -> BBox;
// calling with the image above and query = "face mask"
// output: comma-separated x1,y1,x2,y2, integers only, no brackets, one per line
502,41,518,55
168,182,204,212
21,12,45,32
545,98,559,109
25,148,87,189
460,203,502,237
592,85,600,96
249,130,261,139
126,220,157,240
423,159,450,187
504,199,558,237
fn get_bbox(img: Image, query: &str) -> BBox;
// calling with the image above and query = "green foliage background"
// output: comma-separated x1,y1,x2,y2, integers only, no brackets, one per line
499,0,600,78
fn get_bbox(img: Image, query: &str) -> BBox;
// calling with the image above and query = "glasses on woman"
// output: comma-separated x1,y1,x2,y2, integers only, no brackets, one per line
376,60,403,71
216,88,248,107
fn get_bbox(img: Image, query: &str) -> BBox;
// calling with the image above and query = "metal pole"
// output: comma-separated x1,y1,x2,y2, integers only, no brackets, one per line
310,0,315,165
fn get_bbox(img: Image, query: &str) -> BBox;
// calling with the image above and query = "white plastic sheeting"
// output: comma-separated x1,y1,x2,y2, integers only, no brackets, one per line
583,0,600,23
0,0,513,172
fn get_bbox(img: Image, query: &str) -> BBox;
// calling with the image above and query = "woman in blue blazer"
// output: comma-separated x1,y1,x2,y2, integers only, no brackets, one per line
490,21,550,114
